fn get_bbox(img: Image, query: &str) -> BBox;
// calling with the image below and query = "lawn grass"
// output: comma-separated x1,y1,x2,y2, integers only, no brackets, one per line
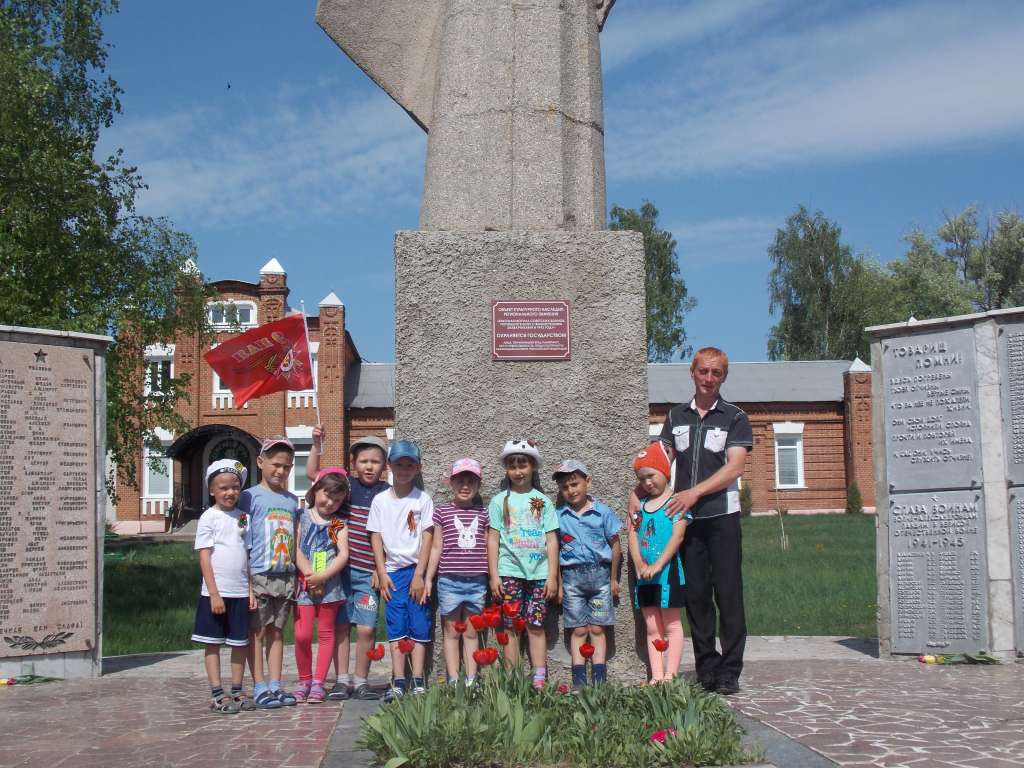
742,513,877,637
102,514,877,655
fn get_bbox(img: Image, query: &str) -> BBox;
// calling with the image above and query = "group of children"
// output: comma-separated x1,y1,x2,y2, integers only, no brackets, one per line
192,430,692,712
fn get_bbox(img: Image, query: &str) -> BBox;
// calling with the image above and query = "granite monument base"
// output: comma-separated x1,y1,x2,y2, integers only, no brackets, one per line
394,229,650,664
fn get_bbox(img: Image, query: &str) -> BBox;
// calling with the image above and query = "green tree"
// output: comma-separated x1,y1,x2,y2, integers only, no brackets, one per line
767,206,887,360
970,211,1024,310
0,0,209,491
888,231,976,319
609,201,696,361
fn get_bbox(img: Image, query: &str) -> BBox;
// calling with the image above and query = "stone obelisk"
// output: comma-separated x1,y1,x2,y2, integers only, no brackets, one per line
317,0,649,669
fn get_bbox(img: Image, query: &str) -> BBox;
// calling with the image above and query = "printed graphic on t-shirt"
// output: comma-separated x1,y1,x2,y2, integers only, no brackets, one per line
512,524,545,562
454,515,479,549
264,510,295,570
704,427,727,452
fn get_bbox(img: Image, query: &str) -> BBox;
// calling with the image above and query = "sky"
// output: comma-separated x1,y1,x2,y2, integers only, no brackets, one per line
98,0,1024,364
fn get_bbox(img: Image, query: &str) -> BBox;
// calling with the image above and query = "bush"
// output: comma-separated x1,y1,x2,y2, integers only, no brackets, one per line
846,481,864,515
359,671,760,768
739,484,753,516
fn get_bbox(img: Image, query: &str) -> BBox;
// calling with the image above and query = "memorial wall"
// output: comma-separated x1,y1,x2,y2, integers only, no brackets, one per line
871,309,1024,658
0,326,109,679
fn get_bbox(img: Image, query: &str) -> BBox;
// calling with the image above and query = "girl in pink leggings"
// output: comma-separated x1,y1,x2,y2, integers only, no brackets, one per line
628,443,691,683
294,468,350,702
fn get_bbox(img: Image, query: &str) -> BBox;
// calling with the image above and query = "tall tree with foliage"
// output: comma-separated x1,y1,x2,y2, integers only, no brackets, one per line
0,0,209,491
767,206,887,360
609,201,696,361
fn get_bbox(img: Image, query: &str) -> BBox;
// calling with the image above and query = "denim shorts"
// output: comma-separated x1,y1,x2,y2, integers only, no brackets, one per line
337,566,380,627
561,562,614,627
437,574,487,617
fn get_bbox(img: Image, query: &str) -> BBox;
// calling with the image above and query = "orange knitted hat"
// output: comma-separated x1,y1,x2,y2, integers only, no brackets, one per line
633,441,672,480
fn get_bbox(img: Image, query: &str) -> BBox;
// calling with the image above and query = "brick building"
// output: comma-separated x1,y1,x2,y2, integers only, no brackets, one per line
112,261,874,532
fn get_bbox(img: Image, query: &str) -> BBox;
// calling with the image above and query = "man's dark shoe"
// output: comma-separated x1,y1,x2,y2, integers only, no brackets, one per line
327,682,352,701
715,677,740,696
697,676,717,692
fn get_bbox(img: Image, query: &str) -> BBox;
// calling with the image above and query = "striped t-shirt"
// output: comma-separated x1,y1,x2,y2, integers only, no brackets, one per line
347,478,390,572
434,502,488,576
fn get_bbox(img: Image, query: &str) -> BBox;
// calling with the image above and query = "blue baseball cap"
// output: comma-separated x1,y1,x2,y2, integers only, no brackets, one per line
388,439,421,464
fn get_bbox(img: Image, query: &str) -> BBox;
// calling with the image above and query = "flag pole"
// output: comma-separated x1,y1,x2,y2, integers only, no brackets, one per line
300,300,323,456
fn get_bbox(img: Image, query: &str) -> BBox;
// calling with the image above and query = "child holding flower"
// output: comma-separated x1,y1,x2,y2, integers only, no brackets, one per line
487,440,559,689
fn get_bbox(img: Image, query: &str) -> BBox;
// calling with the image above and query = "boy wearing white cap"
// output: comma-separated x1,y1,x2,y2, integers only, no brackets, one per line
191,459,253,713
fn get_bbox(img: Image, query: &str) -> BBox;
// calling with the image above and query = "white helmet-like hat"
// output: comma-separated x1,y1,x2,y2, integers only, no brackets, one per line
500,439,542,467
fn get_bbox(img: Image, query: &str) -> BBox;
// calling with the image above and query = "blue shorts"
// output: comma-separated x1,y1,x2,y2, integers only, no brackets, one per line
337,566,380,627
437,574,487,617
385,565,432,643
191,595,250,646
561,563,614,627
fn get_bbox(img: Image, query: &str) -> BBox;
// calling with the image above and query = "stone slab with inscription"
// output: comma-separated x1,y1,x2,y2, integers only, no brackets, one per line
889,490,988,653
999,320,1024,487
0,327,108,678
880,327,982,492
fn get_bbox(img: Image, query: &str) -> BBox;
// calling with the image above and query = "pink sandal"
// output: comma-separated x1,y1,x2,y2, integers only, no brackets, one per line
293,681,312,703
307,681,326,704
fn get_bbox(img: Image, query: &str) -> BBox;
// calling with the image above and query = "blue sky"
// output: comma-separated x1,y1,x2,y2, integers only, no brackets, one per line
99,0,1024,363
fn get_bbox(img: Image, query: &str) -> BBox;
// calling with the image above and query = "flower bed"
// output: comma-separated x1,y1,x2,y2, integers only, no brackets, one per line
359,672,761,768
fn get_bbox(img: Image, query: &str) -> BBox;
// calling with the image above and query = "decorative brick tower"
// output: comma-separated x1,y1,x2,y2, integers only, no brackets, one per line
843,357,875,507
257,258,289,440
317,291,347,466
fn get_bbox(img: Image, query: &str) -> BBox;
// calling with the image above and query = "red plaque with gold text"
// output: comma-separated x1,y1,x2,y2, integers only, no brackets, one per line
491,300,571,361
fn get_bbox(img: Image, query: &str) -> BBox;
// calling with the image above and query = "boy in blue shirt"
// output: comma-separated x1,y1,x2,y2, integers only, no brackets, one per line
241,436,300,709
553,459,622,689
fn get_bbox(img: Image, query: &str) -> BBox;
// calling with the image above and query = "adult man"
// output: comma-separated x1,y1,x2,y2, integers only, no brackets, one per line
659,347,752,695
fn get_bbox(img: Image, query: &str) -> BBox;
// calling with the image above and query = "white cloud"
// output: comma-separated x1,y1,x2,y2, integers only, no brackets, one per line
101,90,425,226
605,0,1024,178
671,215,778,264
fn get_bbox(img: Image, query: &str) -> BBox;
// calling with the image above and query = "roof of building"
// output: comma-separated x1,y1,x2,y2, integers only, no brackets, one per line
343,360,866,409
345,362,394,408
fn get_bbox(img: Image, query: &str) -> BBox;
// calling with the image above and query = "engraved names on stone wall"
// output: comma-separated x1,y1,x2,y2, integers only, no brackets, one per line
1010,492,1024,653
0,341,96,658
1000,321,1024,487
890,490,988,653
882,327,982,492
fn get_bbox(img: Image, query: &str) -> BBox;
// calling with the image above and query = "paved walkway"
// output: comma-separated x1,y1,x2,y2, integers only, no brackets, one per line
1,638,1021,768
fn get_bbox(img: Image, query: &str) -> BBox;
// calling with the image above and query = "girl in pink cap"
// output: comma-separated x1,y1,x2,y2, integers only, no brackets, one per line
293,467,350,702
424,458,490,686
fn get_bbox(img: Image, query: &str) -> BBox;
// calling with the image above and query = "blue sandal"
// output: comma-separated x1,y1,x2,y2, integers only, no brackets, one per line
254,689,283,709
274,688,297,706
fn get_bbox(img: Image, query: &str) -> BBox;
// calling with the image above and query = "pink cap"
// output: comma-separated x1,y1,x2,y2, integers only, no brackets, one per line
449,458,482,479
315,466,348,483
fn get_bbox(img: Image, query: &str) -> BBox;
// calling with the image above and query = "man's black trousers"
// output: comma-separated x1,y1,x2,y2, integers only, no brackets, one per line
681,512,746,682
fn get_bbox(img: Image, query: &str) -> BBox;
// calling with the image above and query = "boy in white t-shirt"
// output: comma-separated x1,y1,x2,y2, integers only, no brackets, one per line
366,440,434,700
191,459,255,713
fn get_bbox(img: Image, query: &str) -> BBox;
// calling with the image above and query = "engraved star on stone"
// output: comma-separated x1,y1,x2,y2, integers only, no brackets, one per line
34,349,47,364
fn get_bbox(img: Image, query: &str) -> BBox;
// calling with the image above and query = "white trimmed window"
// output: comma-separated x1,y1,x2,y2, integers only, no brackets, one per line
212,368,231,394
290,444,312,496
143,449,172,497
207,300,257,328
143,344,174,396
773,422,805,489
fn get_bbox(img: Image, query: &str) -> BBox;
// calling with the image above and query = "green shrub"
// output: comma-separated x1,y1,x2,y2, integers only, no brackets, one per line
846,481,864,515
739,484,753,516
358,670,760,768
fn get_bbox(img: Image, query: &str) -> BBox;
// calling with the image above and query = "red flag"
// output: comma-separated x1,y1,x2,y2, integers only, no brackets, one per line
204,314,313,407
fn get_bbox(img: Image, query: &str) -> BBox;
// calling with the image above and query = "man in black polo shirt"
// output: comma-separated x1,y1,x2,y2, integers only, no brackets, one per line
659,346,752,695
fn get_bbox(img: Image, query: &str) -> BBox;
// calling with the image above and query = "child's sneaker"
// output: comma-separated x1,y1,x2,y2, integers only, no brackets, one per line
307,682,326,703
351,683,380,700
327,681,352,701
292,681,312,704
382,685,404,703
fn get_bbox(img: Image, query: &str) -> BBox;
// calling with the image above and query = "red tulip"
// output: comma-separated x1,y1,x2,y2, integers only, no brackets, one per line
652,638,669,652
650,728,677,744
485,612,502,629
397,637,415,654
453,621,468,634
558,683,569,694
473,647,497,666
366,643,385,661
579,643,595,659
512,616,527,633
495,631,510,646
469,614,487,631
502,600,521,617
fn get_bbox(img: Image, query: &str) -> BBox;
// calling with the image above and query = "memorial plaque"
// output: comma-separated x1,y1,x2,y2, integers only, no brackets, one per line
0,340,96,658
881,328,982,491
1011,491,1024,652
999,321,1024,487
889,490,988,653
491,300,571,361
